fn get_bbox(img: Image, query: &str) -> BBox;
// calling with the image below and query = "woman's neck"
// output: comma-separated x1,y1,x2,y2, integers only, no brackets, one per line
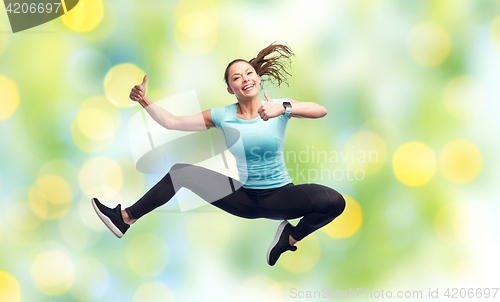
236,95,262,118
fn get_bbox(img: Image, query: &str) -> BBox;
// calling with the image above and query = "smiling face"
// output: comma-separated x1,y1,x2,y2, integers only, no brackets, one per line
226,61,261,99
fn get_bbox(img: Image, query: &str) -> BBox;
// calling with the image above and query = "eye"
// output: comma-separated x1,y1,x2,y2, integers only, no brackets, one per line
248,71,253,75
233,77,240,81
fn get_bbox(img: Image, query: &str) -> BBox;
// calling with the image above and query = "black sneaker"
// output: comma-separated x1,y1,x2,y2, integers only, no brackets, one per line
267,220,297,266
91,198,130,238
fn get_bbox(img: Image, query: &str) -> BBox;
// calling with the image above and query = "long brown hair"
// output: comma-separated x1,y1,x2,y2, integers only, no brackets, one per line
224,42,295,88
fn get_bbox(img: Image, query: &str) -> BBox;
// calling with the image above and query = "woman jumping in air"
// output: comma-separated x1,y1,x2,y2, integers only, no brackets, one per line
92,42,345,266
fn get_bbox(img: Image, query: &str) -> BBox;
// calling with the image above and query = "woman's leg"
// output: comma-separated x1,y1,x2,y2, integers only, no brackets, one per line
94,163,265,238
259,183,345,265
126,162,345,236
291,184,345,241
255,183,346,241
125,163,263,220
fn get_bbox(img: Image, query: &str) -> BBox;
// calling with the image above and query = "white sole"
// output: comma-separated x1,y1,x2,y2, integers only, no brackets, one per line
267,220,289,265
91,198,124,239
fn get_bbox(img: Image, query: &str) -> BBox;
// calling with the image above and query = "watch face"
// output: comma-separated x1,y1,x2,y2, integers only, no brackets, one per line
283,102,291,108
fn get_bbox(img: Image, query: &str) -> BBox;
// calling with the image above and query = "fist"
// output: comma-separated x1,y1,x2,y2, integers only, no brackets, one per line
130,75,147,102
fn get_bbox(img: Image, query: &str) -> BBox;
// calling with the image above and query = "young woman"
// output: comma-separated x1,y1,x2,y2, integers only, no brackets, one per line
92,42,346,266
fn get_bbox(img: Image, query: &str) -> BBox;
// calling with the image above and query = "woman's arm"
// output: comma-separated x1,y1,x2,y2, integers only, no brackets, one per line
139,96,215,131
130,75,215,131
259,92,328,120
287,99,327,119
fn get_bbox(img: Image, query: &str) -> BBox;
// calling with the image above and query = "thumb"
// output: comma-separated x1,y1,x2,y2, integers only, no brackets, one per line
141,75,148,86
264,91,274,102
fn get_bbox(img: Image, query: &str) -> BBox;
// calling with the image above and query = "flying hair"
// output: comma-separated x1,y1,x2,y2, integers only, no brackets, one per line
224,41,295,88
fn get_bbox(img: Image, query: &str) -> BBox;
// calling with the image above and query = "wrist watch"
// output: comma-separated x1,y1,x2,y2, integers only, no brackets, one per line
283,101,292,117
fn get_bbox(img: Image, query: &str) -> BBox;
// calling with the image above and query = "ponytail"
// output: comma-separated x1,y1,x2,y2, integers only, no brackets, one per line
224,42,295,88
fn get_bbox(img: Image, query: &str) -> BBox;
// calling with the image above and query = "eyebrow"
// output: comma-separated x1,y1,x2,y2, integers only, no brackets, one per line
231,68,252,78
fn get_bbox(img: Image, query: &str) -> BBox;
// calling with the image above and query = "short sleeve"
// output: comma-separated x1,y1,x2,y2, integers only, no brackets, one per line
210,107,226,128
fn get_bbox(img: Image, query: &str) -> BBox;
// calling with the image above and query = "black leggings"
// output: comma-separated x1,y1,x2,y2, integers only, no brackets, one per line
125,163,346,241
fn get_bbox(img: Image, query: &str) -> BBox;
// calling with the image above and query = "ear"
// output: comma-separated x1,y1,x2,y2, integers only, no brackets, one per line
227,86,235,95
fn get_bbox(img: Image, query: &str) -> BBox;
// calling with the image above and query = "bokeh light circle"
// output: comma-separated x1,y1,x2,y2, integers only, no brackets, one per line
76,107,115,140
0,271,21,302
61,0,104,32
126,233,169,277
29,174,73,220
443,76,485,120
342,131,387,175
279,233,321,273
177,12,216,38
30,160,78,220
174,11,218,56
407,22,451,66
79,157,123,199
36,174,72,205
31,250,75,296
69,257,109,302
37,159,79,184
322,195,362,239
439,140,482,184
104,64,146,108
133,282,175,302
393,141,436,186
71,96,121,153
0,75,19,120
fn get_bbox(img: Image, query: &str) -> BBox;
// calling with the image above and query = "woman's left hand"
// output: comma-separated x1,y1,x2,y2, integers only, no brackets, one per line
258,91,286,121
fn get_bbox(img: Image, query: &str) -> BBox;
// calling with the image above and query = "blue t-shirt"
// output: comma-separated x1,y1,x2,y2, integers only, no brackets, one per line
211,98,293,189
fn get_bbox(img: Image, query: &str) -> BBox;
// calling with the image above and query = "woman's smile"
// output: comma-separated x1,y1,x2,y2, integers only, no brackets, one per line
227,61,261,98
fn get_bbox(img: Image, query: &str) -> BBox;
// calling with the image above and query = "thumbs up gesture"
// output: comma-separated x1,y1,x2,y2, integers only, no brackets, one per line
130,75,148,102
257,91,286,121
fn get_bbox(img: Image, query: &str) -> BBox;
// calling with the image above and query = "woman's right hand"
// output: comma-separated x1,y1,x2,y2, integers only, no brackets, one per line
130,75,147,102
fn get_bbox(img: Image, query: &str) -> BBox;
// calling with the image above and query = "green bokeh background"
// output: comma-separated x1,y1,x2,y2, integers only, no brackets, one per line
1,0,499,301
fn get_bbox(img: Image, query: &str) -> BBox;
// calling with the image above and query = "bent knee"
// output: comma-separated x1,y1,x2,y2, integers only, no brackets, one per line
325,187,345,218
309,185,345,217
169,163,194,186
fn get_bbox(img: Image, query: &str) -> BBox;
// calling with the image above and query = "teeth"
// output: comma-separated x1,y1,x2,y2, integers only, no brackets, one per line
243,84,253,90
